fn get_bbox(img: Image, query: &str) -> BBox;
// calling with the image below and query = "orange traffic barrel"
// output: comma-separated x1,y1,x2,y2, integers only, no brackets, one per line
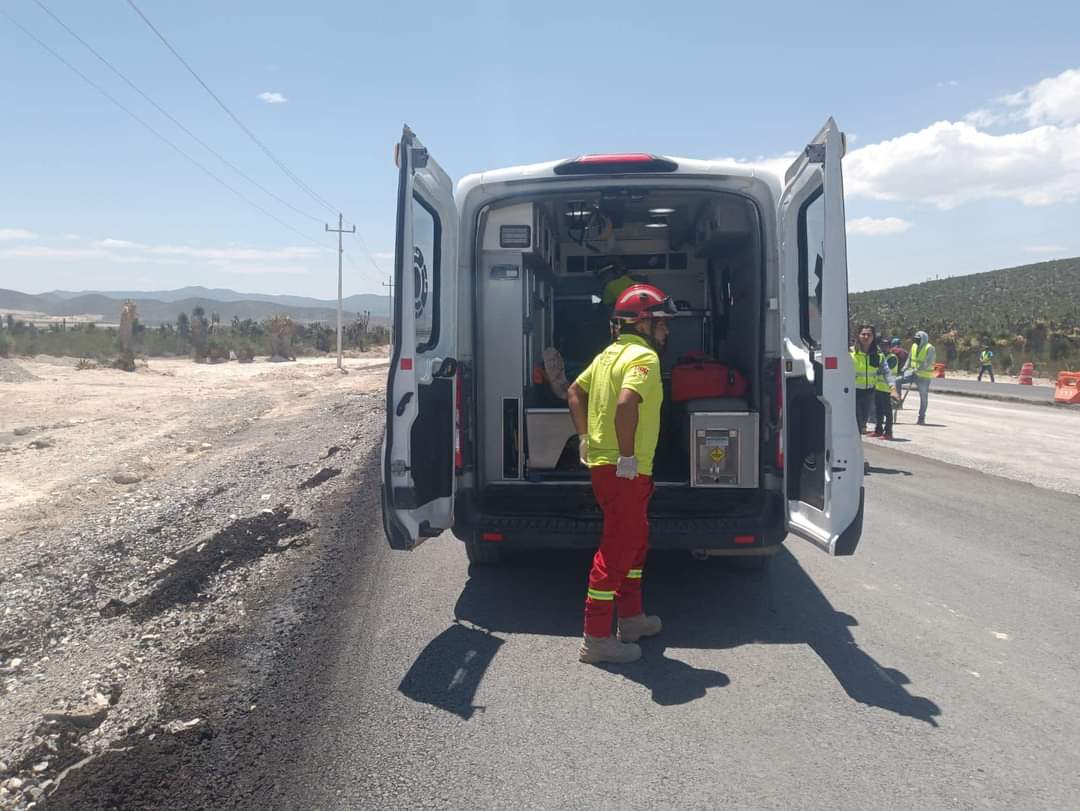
1019,362,1035,385
933,362,946,378
1055,371,1080,404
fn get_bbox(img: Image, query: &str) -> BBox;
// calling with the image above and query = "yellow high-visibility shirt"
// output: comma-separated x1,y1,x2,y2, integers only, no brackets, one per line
575,334,663,476
602,274,637,308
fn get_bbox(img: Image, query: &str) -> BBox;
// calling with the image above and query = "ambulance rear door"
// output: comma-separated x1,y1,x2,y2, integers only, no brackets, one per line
382,126,459,550
777,118,864,556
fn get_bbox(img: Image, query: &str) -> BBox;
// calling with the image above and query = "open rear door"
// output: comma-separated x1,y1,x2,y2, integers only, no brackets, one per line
382,126,459,550
778,118,864,555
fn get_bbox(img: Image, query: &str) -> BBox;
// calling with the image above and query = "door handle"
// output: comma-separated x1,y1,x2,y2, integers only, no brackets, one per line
395,391,414,417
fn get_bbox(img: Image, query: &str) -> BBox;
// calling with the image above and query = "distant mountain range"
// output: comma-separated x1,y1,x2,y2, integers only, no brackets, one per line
1,285,391,325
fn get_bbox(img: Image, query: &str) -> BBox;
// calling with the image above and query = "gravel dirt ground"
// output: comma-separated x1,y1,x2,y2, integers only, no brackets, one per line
0,354,387,809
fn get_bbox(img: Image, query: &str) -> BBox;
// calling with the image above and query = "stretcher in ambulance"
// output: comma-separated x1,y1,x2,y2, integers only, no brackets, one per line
382,121,864,566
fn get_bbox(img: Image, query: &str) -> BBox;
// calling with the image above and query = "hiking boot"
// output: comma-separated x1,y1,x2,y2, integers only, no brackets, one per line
579,635,641,664
883,432,894,441
617,613,663,643
917,417,926,425
872,430,883,438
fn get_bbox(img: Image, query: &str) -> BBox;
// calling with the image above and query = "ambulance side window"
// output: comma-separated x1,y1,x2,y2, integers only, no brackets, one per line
412,195,441,352
797,187,824,350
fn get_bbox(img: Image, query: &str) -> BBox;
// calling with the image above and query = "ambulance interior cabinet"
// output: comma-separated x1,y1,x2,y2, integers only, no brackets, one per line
689,412,758,488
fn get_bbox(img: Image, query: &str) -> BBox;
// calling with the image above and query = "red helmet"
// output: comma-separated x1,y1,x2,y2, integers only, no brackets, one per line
613,284,677,322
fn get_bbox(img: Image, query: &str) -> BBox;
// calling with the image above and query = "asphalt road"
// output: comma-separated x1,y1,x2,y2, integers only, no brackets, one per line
251,443,1080,810
933,377,1057,404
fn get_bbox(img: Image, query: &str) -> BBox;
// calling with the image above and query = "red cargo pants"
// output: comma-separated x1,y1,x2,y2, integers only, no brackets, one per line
584,465,655,638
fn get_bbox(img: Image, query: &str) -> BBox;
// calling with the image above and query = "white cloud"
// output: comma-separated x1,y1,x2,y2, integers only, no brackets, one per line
216,263,309,275
257,91,287,104
0,238,327,273
1023,244,1065,254
937,79,960,88
846,216,913,236
1003,67,1080,126
843,67,1080,209
0,228,39,241
845,119,1080,208
61,233,81,241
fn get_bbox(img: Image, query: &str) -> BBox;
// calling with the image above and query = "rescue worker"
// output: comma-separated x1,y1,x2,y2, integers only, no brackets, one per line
978,344,995,382
874,350,899,439
850,324,883,434
896,330,936,425
599,255,637,309
567,283,676,664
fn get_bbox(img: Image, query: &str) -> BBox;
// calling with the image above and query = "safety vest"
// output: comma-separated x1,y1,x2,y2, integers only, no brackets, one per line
911,342,935,379
851,350,875,390
981,350,993,364
876,353,897,393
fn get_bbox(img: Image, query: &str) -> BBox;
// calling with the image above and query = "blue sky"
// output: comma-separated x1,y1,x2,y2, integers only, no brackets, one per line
2,0,1079,298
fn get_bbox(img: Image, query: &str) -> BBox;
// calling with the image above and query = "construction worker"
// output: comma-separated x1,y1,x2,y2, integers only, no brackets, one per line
978,344,995,382
896,330,936,425
851,324,883,434
567,283,676,665
874,350,899,439
888,336,908,372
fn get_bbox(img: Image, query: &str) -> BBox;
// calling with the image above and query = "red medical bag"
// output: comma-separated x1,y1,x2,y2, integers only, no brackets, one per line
671,352,749,402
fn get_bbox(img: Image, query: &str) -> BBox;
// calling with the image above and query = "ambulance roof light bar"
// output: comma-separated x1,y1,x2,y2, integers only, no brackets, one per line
553,153,679,175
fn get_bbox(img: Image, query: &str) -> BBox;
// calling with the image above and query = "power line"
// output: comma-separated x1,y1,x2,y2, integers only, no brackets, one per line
345,251,388,286
1,10,326,250
31,0,325,227
125,0,338,216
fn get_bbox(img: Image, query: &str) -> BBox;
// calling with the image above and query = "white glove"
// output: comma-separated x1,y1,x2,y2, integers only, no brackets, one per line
578,434,589,466
616,455,638,480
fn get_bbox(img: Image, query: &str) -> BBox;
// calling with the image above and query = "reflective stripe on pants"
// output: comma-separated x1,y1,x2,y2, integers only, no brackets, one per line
584,465,654,638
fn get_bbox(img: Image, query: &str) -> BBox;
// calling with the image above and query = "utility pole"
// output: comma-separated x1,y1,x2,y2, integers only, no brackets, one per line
325,213,355,370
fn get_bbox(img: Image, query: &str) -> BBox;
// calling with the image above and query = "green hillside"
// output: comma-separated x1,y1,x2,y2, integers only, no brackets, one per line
849,257,1080,375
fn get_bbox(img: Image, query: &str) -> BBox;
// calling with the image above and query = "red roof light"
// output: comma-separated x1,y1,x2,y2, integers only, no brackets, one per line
554,154,678,175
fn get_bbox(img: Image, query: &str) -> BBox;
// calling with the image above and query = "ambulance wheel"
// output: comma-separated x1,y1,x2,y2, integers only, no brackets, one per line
732,555,772,573
465,537,503,565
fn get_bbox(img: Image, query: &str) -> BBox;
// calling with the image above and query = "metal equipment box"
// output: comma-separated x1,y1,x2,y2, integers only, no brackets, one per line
689,412,759,488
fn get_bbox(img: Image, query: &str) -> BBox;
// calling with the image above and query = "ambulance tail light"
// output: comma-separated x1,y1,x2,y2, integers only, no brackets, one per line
553,154,678,175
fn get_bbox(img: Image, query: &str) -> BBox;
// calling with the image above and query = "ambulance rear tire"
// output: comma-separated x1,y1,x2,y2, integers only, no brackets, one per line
465,537,503,565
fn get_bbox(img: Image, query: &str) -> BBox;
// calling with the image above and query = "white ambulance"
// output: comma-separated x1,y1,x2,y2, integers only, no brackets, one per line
381,120,864,567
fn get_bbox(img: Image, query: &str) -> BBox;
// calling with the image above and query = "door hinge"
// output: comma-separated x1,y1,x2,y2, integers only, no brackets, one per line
804,143,826,164
390,459,411,476
410,146,429,169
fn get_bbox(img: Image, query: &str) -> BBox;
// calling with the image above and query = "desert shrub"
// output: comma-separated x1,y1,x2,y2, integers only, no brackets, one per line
0,332,13,357
265,314,296,360
207,335,231,363
235,342,255,363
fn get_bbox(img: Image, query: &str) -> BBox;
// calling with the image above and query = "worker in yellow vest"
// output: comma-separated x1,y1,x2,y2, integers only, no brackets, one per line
977,345,995,382
850,324,884,434
874,352,899,439
896,330,936,425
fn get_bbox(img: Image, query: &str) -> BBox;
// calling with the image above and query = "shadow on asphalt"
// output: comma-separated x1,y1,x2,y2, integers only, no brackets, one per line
401,549,940,726
865,464,914,477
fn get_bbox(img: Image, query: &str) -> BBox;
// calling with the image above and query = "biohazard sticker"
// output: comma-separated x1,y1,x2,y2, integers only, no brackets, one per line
710,447,727,463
